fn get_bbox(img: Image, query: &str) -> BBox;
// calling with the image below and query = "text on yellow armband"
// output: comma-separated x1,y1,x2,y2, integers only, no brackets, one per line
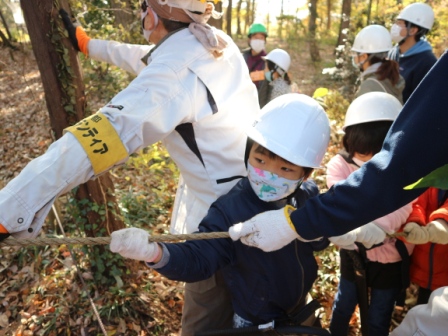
65,112,128,175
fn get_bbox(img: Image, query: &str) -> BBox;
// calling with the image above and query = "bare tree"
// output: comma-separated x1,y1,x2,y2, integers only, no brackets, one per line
366,0,373,25
326,0,332,30
308,0,321,62
19,0,124,239
236,0,243,36
226,0,233,36
0,7,13,41
336,0,352,48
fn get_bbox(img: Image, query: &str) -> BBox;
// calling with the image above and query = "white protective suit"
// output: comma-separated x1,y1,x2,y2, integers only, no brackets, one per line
390,286,448,336
0,27,259,236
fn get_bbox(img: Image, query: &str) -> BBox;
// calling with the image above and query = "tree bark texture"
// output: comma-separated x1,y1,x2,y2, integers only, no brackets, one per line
336,0,352,47
308,0,321,62
225,0,233,36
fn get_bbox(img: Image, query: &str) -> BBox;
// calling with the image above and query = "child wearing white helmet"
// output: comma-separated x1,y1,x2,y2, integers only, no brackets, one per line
258,48,293,108
388,2,437,103
327,92,414,336
110,94,332,332
351,25,405,104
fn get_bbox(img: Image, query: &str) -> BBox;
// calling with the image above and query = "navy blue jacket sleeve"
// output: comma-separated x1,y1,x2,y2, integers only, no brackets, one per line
291,50,448,240
154,206,235,282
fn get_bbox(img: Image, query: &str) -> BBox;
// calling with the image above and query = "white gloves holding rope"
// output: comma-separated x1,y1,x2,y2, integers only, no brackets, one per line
229,206,387,251
403,219,448,245
110,227,162,262
329,222,386,249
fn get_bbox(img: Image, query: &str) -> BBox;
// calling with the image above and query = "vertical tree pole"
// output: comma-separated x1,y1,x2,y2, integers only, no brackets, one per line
19,0,124,237
308,0,321,62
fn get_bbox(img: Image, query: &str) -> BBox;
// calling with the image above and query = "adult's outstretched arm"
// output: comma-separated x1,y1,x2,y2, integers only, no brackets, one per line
292,50,448,240
230,51,448,251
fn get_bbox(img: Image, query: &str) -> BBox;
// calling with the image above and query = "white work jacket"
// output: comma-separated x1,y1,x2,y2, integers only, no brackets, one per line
0,28,259,237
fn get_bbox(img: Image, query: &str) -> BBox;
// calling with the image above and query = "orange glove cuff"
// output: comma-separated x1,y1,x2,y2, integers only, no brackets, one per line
0,224,9,234
76,26,91,56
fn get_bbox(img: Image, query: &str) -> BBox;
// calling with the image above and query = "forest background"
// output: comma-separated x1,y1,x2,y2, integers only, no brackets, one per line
0,0,447,335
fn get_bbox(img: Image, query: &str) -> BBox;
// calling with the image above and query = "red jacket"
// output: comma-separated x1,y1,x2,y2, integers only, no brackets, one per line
406,187,448,290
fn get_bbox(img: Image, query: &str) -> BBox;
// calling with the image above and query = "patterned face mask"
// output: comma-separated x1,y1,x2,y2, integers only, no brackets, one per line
247,163,303,202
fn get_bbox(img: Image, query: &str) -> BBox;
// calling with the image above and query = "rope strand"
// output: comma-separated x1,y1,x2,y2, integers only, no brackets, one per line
0,231,231,247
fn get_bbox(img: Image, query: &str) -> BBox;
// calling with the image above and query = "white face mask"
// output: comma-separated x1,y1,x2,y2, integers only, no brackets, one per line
390,24,405,43
247,163,303,202
250,39,265,54
141,2,158,42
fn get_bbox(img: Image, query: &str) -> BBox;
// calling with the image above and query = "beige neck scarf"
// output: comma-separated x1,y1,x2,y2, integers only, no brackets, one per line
148,0,228,58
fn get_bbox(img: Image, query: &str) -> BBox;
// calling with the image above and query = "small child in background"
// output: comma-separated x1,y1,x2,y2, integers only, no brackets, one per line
258,49,293,108
327,92,414,336
110,94,331,330
402,187,448,304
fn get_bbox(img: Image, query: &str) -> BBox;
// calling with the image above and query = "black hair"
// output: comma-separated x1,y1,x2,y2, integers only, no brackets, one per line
245,138,313,176
343,120,393,157
266,60,292,85
159,17,190,33
403,20,429,42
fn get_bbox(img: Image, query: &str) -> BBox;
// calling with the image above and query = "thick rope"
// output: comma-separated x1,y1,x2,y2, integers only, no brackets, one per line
0,231,231,247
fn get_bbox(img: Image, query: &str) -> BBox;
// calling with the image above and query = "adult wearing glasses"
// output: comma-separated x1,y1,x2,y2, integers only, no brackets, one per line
0,1,259,335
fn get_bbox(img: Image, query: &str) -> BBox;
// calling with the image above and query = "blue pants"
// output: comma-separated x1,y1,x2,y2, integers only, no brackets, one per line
329,277,401,336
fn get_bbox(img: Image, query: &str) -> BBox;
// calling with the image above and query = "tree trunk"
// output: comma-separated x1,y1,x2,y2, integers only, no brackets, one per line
226,0,233,36
19,0,124,238
208,2,223,29
336,0,352,48
244,0,251,35
236,0,243,36
366,0,373,25
308,0,321,62
326,0,332,30
0,8,13,41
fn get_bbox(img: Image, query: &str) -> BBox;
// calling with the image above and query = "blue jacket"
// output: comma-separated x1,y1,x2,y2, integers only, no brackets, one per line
155,178,328,324
389,41,437,103
290,50,448,240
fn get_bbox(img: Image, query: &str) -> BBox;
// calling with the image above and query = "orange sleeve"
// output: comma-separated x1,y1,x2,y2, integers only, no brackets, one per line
429,190,448,222
406,188,431,225
0,224,9,234
76,26,91,56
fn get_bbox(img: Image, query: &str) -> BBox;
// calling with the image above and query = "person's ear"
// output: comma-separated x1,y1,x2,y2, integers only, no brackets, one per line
408,26,419,37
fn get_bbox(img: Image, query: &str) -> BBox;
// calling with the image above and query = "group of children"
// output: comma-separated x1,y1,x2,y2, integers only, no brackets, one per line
109,2,446,335
111,87,448,335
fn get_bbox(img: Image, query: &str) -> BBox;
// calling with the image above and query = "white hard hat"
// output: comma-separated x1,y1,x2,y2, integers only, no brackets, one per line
263,49,291,73
351,25,392,53
157,0,208,13
343,92,402,131
397,3,434,30
247,94,330,168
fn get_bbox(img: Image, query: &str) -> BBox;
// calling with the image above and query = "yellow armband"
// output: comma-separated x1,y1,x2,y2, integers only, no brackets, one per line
65,112,128,175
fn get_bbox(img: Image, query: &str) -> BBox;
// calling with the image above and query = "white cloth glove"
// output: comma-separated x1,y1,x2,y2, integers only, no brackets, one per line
427,219,448,244
329,231,357,250
229,206,318,252
403,222,430,244
353,222,386,248
110,227,160,262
